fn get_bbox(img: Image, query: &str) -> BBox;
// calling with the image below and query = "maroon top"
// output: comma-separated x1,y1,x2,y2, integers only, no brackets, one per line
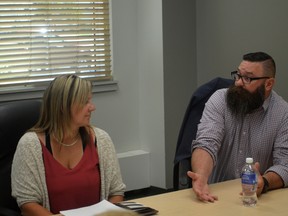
41,135,101,214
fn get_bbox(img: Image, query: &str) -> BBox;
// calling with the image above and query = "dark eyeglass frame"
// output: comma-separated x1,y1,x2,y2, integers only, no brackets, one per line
231,71,271,84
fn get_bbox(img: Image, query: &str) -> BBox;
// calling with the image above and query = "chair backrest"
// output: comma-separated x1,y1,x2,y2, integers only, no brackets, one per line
0,100,41,214
173,77,233,190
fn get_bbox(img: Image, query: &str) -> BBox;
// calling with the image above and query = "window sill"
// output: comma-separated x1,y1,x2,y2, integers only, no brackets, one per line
0,80,118,103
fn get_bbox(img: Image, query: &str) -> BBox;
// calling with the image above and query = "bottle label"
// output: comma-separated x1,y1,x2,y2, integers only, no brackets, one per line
242,173,257,185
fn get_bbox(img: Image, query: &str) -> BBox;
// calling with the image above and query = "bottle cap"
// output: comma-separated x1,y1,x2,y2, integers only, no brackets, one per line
246,157,253,163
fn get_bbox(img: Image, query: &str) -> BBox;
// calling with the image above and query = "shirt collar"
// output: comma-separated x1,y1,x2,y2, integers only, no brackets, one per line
262,92,272,111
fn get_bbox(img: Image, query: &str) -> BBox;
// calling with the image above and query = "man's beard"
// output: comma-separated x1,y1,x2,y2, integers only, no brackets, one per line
226,84,265,116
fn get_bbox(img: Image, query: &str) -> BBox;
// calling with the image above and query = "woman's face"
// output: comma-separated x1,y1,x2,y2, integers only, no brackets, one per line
71,95,96,128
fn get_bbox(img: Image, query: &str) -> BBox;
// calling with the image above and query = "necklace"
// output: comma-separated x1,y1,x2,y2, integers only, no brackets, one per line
53,134,80,147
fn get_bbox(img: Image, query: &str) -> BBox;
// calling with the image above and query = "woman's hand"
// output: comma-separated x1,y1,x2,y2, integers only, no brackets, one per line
108,195,124,203
21,202,53,216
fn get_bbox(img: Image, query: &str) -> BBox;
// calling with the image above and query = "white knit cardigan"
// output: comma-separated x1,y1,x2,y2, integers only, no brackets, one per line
11,127,126,210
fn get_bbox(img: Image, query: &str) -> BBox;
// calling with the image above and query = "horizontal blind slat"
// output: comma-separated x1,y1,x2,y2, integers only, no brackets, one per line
0,0,112,88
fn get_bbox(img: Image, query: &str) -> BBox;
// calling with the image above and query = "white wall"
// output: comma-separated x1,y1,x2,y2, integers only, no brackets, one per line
91,0,167,190
94,1,140,154
162,0,197,188
196,0,288,101
137,1,166,188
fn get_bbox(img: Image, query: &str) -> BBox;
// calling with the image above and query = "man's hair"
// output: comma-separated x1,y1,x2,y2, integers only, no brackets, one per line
243,52,276,77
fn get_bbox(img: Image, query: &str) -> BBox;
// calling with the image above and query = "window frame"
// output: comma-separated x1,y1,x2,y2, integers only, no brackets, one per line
0,0,117,102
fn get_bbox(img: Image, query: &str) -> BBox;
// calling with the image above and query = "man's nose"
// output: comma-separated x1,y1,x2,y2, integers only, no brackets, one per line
235,78,244,87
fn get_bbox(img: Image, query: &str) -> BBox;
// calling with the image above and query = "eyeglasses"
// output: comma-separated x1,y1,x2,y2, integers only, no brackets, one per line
231,71,271,84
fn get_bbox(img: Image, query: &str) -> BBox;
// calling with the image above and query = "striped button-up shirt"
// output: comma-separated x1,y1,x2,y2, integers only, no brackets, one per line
192,89,288,185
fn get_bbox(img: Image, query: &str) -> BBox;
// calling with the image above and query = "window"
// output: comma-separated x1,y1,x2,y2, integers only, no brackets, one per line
0,0,113,92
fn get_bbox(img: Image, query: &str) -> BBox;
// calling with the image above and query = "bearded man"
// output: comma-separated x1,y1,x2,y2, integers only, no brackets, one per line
187,52,288,202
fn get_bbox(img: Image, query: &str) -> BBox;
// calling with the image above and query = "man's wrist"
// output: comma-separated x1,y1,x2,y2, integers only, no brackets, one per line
262,176,270,194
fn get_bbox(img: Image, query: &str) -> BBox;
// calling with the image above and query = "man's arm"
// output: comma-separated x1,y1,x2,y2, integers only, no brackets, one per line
191,148,214,179
187,148,218,202
257,171,284,196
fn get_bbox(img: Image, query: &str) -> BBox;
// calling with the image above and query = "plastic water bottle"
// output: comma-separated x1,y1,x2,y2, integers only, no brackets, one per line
241,157,257,207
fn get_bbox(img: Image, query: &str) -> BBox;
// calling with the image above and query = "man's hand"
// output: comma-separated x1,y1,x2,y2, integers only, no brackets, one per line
187,171,218,202
239,162,264,196
253,162,265,196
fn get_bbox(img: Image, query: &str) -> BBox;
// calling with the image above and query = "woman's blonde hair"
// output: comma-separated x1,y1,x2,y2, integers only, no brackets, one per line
31,74,92,140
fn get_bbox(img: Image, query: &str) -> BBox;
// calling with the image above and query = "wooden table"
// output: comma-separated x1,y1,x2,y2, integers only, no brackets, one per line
132,179,288,216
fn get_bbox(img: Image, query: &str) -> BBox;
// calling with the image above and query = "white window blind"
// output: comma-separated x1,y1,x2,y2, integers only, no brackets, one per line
0,0,112,89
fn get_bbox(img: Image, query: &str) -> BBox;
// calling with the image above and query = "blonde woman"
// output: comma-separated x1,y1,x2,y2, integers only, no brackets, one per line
11,75,126,216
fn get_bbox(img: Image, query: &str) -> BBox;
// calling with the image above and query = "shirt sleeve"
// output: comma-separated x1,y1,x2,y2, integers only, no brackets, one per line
11,132,49,209
192,89,227,165
265,101,288,187
95,127,126,199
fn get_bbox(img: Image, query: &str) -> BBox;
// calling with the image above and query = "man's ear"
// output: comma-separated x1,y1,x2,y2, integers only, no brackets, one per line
265,78,275,91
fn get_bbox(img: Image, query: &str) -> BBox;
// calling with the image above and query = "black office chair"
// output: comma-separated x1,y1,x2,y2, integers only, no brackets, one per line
173,77,233,190
0,100,41,216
